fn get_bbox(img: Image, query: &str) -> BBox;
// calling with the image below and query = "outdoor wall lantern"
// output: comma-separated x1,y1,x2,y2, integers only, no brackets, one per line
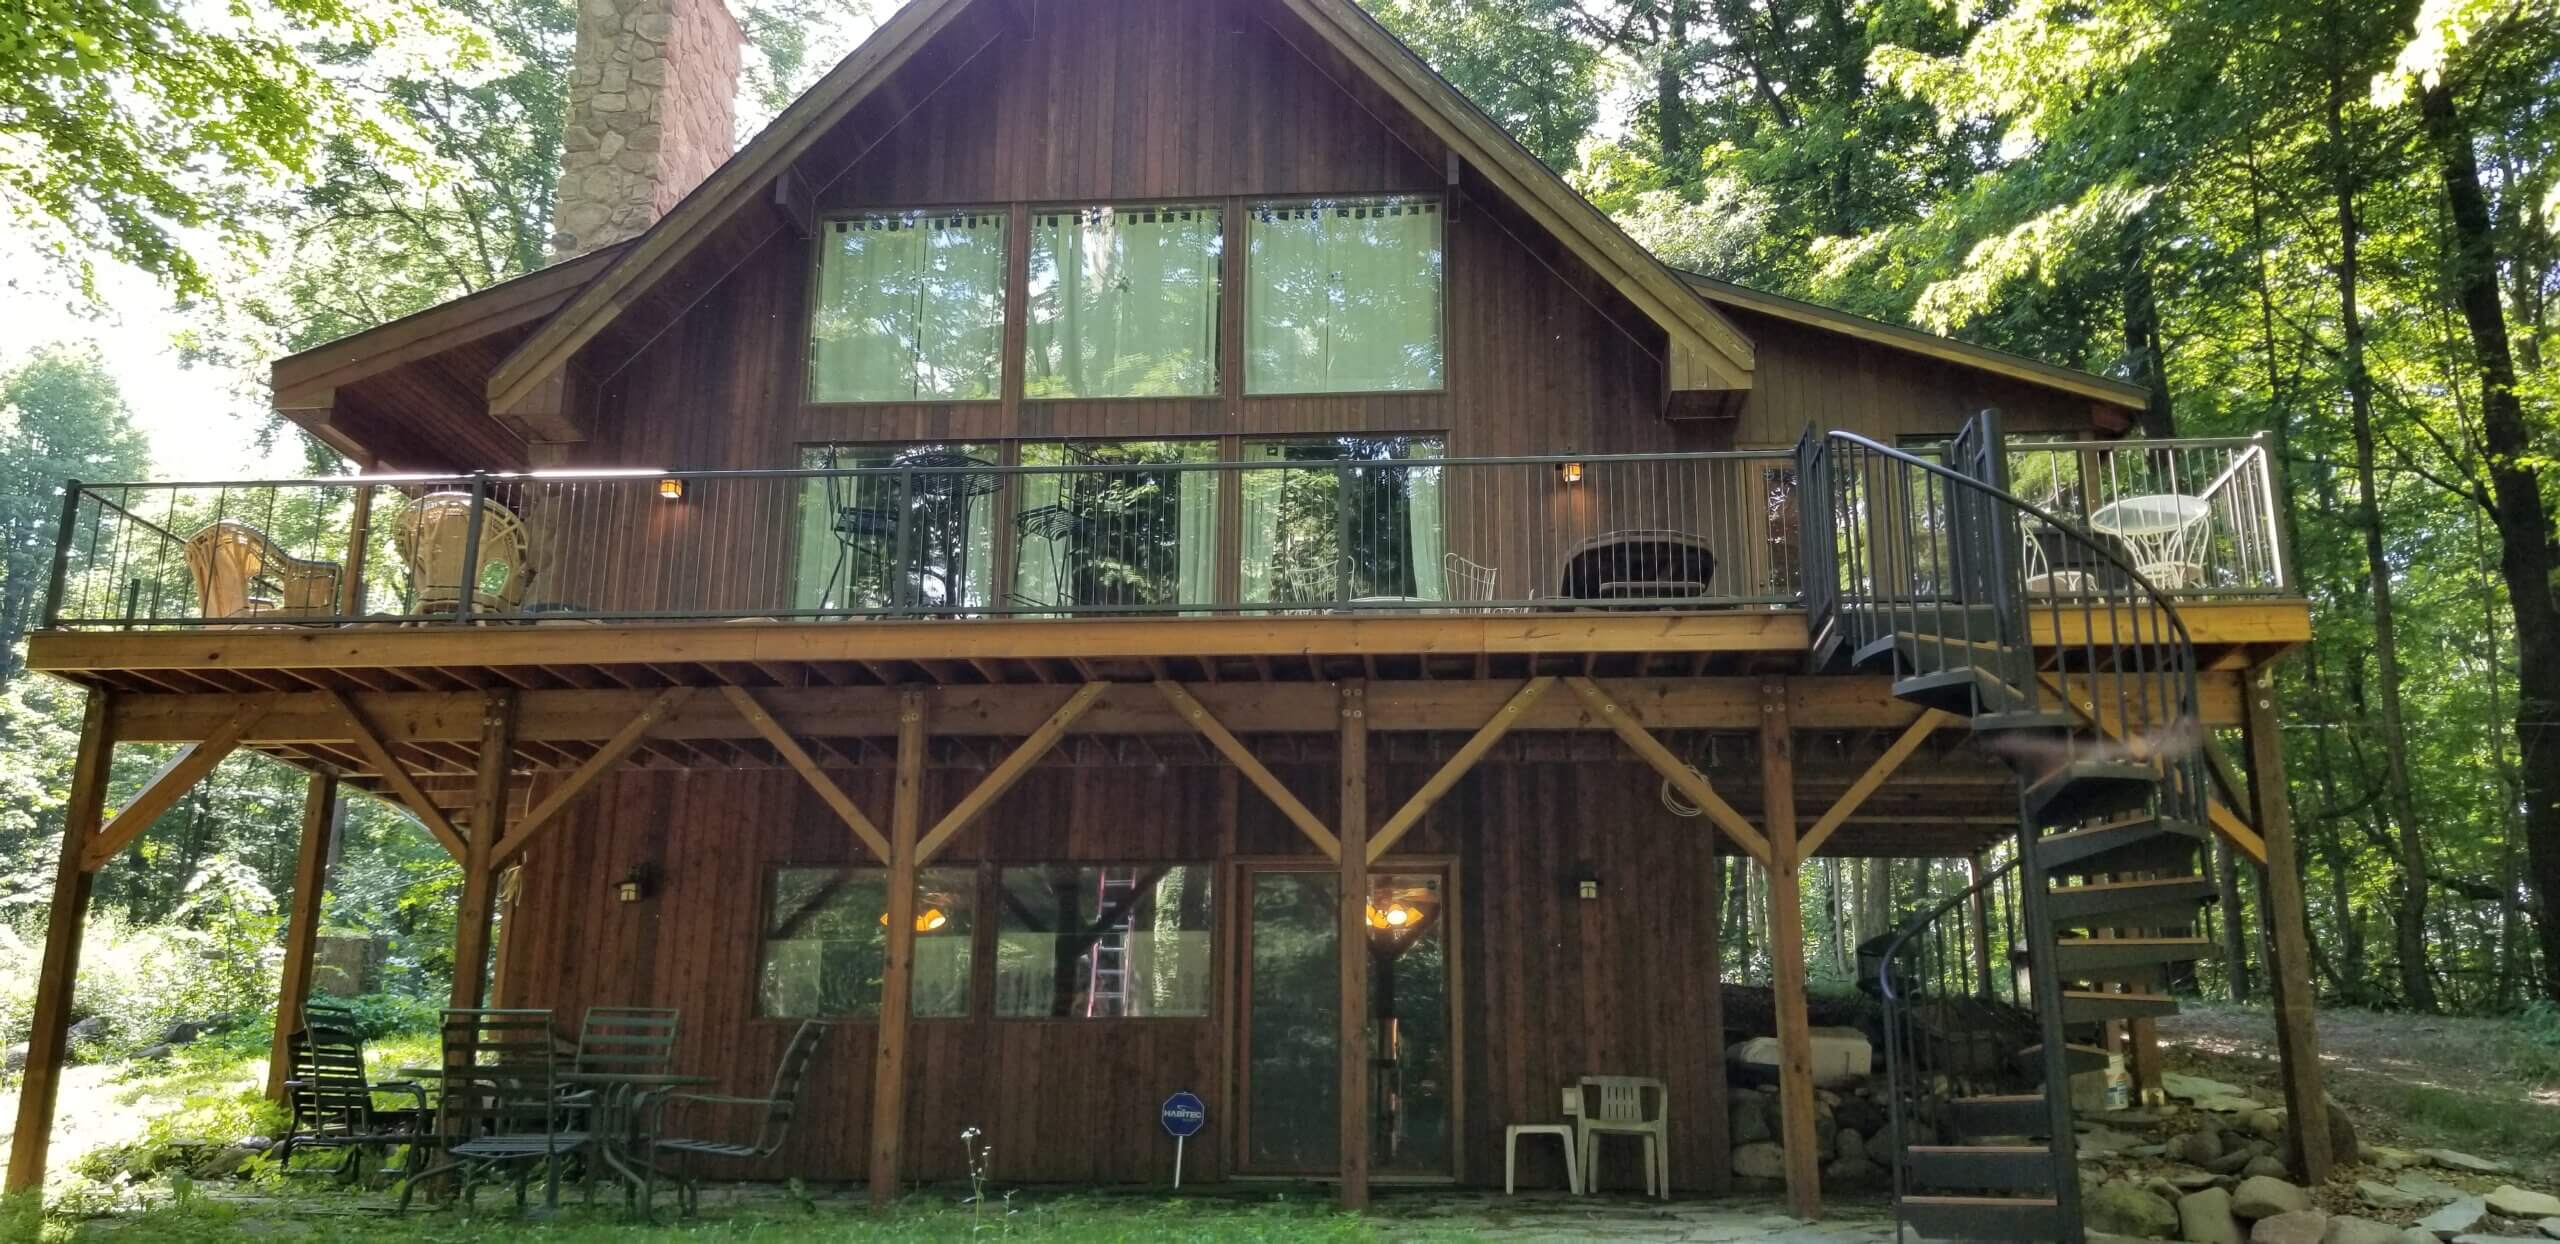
879,899,953,933
658,477,687,501
1576,877,1602,901
615,862,661,903
1556,461,1586,485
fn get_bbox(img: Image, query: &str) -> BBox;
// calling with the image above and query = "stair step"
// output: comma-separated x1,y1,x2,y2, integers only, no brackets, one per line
2018,1042,2111,1079
2052,936,2219,975
1904,1145,2057,1193
1894,667,2031,717
1852,625,2011,673
2062,990,2182,1023
1945,1095,2054,1140
1900,1194,2062,1242
2042,875,2217,926
2022,759,2160,826
1969,709,2080,737
2036,814,2207,875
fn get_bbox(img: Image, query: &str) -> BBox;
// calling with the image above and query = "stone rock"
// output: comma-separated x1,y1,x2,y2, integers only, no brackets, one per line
159,1018,212,1045
2132,1144,2170,1159
2419,1149,2509,1176
1866,1128,1897,1166
2538,1218,2560,1241
2148,1178,2189,1206
2174,1171,2230,1191
1834,1096,1887,1138
2415,1196,2485,1239
2323,1098,2361,1166
2179,1187,2245,1244
2088,1179,2182,1240
66,1015,110,1049
2395,1173,2467,1203
2,1042,23,1073
1813,1115,1838,1149
2200,1095,2264,1114
2244,1110,2286,1139
2082,1126,2149,1158
2207,1145,2266,1175
2324,1217,2408,1244
2174,1129,2230,1166
201,1144,260,1178
135,1043,172,1061
1731,1141,1787,1181
2486,1187,2560,1218
1823,1155,1883,1187
2243,1156,2291,1180
2163,1073,2248,1102
2251,1211,2328,1244
1729,1099,1773,1145
1835,1128,1866,1163
2397,1232,2441,1244
2233,1176,2314,1220
2357,1180,2423,1210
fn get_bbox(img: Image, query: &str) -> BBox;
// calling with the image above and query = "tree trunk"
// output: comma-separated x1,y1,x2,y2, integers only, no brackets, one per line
2120,211,2177,438
2324,68,2437,1012
2420,84,2560,1001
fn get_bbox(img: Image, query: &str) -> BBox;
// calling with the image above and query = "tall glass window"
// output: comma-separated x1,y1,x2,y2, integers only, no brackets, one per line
756,866,976,1019
796,443,999,613
809,211,1008,403
1246,198,1444,394
994,865,1214,1018
1239,436,1446,607
1010,441,1220,612
1025,206,1223,399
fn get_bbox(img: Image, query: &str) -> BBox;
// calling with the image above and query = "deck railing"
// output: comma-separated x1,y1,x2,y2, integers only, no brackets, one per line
36,435,2291,632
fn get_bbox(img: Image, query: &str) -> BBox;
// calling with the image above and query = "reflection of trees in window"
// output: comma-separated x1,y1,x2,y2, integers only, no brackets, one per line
994,864,1214,1018
1024,206,1223,399
757,866,973,1018
808,212,1007,402
1012,442,1218,611
1242,436,1445,604
796,444,997,613
1246,872,1341,1169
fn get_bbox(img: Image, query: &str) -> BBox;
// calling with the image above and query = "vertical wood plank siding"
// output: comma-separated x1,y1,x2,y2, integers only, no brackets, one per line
501,758,1727,1190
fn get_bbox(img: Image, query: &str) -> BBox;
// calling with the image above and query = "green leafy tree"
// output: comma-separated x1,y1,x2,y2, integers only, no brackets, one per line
0,344,150,675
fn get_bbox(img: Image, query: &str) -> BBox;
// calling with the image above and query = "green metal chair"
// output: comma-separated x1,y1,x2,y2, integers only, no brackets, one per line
276,1000,430,1182
635,1020,826,1217
399,1008,589,1212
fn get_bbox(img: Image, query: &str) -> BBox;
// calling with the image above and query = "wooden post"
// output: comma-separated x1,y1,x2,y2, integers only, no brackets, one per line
450,692,515,1010
4,692,113,1194
870,689,928,1209
1760,680,1819,1219
268,770,340,1099
2245,664,2331,1181
1337,680,1371,1211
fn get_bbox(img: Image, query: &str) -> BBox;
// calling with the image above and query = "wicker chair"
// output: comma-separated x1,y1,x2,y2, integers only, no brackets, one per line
395,492,535,617
183,519,341,623
635,1020,826,1218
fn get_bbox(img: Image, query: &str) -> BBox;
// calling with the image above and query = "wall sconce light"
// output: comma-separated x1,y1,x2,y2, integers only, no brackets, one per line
1576,877,1601,901
1556,461,1585,485
657,478,687,501
615,862,661,903
880,906,951,933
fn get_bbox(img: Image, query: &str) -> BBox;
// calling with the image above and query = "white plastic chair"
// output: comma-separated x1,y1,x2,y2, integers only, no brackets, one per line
1574,1075,1669,1199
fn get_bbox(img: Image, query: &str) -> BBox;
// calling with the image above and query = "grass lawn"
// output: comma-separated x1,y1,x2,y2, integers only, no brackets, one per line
9,1187,1479,1243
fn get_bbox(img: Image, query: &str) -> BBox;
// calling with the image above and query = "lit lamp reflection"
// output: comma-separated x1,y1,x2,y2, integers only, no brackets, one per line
1365,881,1443,1167
879,894,955,933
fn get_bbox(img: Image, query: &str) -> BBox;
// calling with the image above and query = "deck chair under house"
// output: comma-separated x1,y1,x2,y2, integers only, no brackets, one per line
400,1009,588,1212
276,1000,430,1182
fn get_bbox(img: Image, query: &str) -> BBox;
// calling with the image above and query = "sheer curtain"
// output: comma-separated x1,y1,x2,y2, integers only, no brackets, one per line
1403,442,1446,601
1026,207,1222,398
1247,198,1444,394
810,212,1006,402
1238,441,1290,605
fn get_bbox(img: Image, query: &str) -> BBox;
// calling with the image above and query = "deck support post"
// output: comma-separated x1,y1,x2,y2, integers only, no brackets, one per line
2245,664,2330,1181
1760,680,1819,1219
870,689,928,1210
1336,680,1371,1211
450,691,516,1010
5,692,113,1194
269,770,340,1099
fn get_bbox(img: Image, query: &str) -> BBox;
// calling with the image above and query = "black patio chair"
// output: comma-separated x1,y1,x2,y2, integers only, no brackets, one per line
635,1020,826,1217
399,1008,589,1212
275,1001,431,1183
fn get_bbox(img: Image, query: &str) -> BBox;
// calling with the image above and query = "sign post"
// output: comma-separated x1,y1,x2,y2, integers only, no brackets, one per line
1159,1090,1206,1188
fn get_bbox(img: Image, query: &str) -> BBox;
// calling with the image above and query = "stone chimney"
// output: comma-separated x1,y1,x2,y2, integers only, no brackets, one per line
549,0,745,258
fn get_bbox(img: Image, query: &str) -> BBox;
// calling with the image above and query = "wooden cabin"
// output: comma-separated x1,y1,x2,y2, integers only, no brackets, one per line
8,0,2330,1234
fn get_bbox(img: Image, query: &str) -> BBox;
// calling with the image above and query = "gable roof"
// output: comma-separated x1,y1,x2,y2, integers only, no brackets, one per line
482,0,1757,414
1680,272,2148,411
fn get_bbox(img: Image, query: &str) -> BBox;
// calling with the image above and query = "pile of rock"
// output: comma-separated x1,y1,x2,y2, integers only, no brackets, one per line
1726,1077,1896,1188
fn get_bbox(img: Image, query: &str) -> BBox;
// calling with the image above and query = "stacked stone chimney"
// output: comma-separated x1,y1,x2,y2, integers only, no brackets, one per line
549,0,745,259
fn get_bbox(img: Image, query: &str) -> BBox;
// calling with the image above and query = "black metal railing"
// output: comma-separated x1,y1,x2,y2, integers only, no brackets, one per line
1876,857,2028,1214
38,452,1804,629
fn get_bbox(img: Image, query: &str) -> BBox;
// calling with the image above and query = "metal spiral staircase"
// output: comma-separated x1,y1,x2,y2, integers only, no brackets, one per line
1797,414,2218,1244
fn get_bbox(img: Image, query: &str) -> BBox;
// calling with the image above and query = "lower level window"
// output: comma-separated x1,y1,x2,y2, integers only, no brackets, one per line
758,866,975,1018
995,865,1214,1018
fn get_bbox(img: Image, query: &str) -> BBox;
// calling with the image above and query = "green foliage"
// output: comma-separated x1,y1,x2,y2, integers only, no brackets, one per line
1367,0,1599,170
0,345,150,670
70,1077,288,1187
0,909,276,1062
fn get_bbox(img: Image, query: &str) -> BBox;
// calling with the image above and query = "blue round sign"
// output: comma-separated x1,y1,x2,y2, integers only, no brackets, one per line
1160,1091,1207,1138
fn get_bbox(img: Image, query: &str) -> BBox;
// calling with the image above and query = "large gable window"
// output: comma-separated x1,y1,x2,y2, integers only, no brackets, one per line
809,211,1008,403
1246,197,1444,395
1025,206,1223,399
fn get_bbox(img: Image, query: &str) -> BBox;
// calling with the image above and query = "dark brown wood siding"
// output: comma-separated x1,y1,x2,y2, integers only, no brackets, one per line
499,756,1727,1191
